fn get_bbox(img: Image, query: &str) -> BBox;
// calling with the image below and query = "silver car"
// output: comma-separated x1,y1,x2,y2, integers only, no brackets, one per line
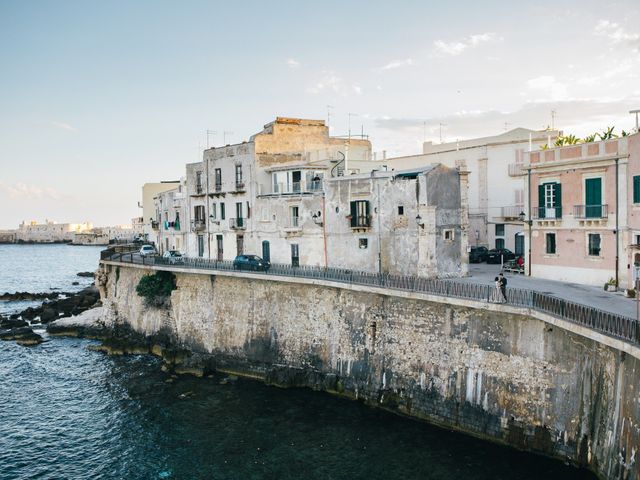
139,245,156,256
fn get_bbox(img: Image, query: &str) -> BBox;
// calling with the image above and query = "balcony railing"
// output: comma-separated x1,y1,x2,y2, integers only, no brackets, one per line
269,180,323,195
195,184,204,195
214,183,223,192
350,215,371,228
191,219,206,232
574,204,608,219
532,206,562,220
508,163,524,176
501,205,524,219
234,181,246,192
151,221,159,230
101,249,640,346
230,218,245,230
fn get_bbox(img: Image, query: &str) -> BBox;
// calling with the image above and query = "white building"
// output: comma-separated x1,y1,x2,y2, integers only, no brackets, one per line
16,220,93,243
153,179,188,254
385,128,559,255
139,181,181,242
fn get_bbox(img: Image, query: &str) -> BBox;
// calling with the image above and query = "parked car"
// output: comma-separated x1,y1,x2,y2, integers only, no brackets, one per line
486,248,516,264
139,245,156,257
469,246,489,263
162,250,183,264
233,255,270,271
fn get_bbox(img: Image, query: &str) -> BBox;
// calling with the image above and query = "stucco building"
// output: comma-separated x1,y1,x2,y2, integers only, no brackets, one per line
139,181,180,242
385,128,559,255
16,220,93,243
523,132,640,289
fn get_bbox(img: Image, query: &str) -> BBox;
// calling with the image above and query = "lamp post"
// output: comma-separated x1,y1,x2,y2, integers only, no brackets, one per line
519,211,532,276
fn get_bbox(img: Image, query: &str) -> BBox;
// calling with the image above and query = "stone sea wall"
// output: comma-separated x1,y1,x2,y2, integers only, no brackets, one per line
100,263,640,480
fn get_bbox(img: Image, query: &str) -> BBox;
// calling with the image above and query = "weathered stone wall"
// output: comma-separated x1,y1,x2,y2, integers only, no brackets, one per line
102,264,640,479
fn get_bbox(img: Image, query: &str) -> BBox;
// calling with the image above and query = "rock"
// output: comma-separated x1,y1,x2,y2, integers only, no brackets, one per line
16,331,44,346
0,291,60,301
0,326,37,341
40,307,58,323
72,281,79,286
76,271,94,277
0,318,28,329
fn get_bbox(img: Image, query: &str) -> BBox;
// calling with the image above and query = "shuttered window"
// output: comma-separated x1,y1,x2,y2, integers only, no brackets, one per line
634,176,640,204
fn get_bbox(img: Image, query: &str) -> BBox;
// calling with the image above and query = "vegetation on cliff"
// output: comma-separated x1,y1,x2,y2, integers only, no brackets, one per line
136,271,176,306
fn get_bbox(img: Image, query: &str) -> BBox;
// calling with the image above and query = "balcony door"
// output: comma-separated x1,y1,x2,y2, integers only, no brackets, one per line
197,235,204,257
236,235,244,256
262,240,270,263
585,178,602,218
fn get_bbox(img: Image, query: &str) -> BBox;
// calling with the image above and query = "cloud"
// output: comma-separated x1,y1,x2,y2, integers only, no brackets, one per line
286,58,300,69
51,121,78,132
0,182,67,201
378,58,414,71
433,32,499,56
525,75,568,101
372,95,640,149
594,20,640,49
306,71,362,97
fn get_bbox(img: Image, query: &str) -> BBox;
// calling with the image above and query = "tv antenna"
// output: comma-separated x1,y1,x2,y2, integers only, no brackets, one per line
206,130,217,148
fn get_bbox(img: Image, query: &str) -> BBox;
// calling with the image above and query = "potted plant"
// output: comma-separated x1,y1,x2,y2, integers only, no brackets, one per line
625,288,636,298
604,278,617,292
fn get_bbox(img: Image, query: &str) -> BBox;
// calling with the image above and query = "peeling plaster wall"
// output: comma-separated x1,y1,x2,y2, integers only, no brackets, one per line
103,264,640,480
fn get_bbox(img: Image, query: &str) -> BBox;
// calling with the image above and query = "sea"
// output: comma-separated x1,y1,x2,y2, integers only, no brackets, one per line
0,244,594,479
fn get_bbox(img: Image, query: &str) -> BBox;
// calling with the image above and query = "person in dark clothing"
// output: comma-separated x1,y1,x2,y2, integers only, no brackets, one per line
499,273,507,302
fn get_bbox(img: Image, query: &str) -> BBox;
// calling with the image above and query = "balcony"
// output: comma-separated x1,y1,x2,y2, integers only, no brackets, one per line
350,215,371,229
267,180,323,195
151,221,159,230
191,219,206,232
508,163,524,176
230,218,246,230
501,205,524,220
532,206,562,220
574,204,608,219
234,181,246,193
192,183,205,196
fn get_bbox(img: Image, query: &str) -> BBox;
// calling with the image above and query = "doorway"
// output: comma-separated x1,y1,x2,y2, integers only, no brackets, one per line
291,244,299,267
236,235,244,256
262,240,270,263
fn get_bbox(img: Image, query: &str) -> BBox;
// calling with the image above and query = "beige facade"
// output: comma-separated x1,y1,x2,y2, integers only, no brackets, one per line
16,220,93,243
140,181,180,241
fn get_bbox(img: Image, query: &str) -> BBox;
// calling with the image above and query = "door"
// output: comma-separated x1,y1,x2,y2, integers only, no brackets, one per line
197,235,204,257
236,235,244,256
262,240,270,263
585,178,602,218
291,244,299,267
236,202,243,227
292,171,302,192
514,233,524,256
216,235,223,261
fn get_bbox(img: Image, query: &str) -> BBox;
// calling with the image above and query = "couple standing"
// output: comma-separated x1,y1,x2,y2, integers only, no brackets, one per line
493,273,508,303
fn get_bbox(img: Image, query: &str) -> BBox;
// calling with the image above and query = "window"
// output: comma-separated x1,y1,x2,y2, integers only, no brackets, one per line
194,205,205,221
246,201,251,219
196,171,203,193
359,238,368,249
634,176,640,204
350,200,370,228
443,229,455,241
261,206,269,222
495,224,505,237
235,164,243,188
538,182,562,219
291,244,299,267
495,238,505,249
216,235,223,261
588,234,601,256
215,168,222,191
546,233,556,254
398,206,404,216
636,234,640,246
220,202,226,220
235,202,243,219
290,206,299,227
210,203,216,220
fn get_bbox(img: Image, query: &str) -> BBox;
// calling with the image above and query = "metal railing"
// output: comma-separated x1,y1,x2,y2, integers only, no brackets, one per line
501,205,524,219
230,218,245,229
234,181,245,192
532,206,563,220
191,219,206,232
574,204,608,219
100,248,639,346
350,215,371,228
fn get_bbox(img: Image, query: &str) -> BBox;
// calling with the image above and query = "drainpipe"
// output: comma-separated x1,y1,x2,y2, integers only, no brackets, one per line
616,157,619,289
322,194,328,268
377,180,382,274
527,167,532,277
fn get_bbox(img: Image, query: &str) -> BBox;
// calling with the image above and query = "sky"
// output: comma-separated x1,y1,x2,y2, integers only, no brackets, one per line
1,0,640,228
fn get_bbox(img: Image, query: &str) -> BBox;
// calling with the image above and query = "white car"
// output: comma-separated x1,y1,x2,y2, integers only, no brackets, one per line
139,245,156,256
162,250,183,264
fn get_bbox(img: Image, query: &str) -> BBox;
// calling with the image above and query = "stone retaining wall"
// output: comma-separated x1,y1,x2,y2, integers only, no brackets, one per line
100,263,640,479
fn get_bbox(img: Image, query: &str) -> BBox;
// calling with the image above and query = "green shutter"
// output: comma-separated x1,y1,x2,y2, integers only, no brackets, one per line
538,185,545,218
634,176,640,204
350,201,357,227
585,178,602,218
554,183,562,218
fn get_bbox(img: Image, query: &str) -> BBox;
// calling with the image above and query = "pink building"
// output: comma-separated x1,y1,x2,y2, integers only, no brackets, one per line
523,132,640,290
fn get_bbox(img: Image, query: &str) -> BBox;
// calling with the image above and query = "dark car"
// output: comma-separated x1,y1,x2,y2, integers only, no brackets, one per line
486,248,516,264
233,255,270,271
469,246,489,263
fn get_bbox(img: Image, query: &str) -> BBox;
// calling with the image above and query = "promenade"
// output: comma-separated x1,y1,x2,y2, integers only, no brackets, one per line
464,264,634,319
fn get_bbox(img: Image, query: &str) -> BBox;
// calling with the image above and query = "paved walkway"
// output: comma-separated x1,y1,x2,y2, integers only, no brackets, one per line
460,264,636,319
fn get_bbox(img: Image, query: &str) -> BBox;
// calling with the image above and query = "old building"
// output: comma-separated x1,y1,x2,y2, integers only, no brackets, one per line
16,220,93,243
153,179,187,254
385,128,559,255
523,132,639,289
139,181,181,242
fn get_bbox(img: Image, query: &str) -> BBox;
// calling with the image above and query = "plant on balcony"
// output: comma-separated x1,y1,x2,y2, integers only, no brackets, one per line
603,277,617,292
136,271,176,307
583,133,597,143
598,126,617,141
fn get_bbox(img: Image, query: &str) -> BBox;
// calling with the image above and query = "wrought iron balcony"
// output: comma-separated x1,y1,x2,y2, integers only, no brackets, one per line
350,215,371,229
574,204,608,219
230,218,246,230
532,206,562,220
191,219,206,232
214,182,223,192
234,181,246,192
195,184,204,195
